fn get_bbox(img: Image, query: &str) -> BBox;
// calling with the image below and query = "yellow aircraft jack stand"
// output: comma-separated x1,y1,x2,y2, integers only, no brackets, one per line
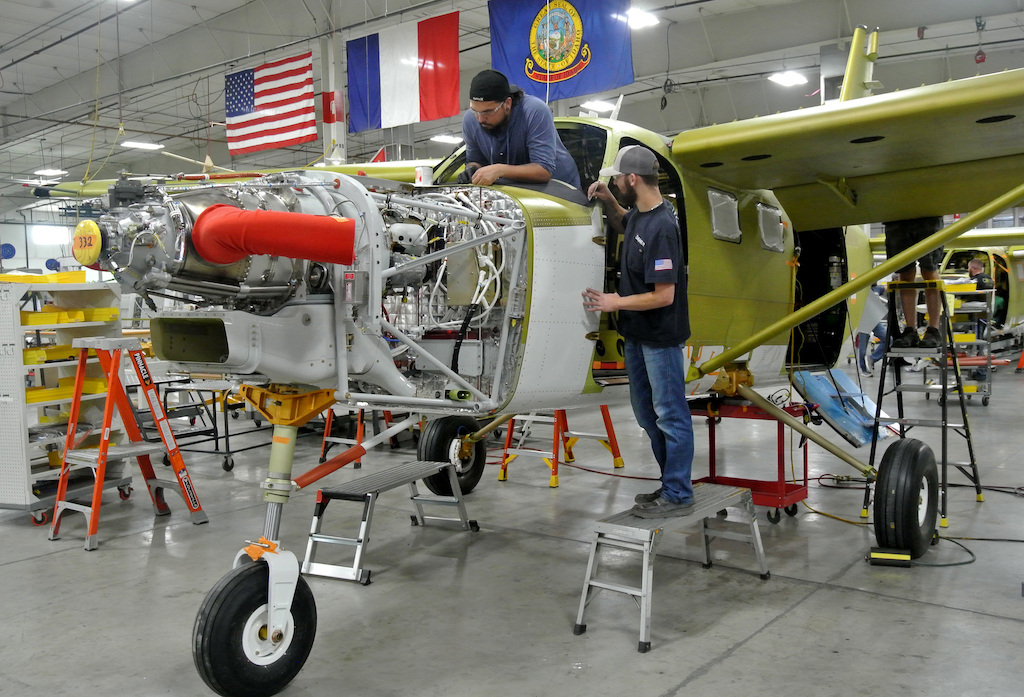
499,405,624,487
192,384,419,697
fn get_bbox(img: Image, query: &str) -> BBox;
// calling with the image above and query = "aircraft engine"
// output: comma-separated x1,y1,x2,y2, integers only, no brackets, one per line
75,170,530,413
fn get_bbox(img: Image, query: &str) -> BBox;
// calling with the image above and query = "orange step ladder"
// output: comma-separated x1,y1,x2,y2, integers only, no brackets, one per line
499,406,624,487
48,337,208,550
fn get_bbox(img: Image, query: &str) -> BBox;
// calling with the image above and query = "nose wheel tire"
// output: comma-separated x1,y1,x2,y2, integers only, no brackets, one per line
417,415,487,495
872,438,938,559
193,561,316,697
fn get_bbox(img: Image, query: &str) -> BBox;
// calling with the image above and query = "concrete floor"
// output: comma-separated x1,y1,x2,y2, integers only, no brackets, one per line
2,360,1024,697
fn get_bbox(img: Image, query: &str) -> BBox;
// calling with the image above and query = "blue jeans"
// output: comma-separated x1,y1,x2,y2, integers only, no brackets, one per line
625,339,694,503
857,322,887,372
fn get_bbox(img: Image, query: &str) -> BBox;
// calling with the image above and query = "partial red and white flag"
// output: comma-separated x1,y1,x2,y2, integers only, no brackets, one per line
225,52,318,155
369,146,386,163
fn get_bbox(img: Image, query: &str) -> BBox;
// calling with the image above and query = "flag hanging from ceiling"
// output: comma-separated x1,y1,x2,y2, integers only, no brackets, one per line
225,51,318,156
488,0,634,102
346,11,460,133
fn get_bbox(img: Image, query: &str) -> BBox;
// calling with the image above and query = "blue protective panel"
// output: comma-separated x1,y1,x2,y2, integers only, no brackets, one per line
792,370,894,448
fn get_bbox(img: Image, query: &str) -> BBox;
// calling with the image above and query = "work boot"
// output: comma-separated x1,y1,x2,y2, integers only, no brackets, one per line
891,327,920,349
631,496,695,519
634,488,662,504
919,326,942,349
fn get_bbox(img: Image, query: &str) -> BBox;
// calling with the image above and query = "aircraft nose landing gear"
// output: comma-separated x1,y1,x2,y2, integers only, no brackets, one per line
193,556,317,697
192,385,334,697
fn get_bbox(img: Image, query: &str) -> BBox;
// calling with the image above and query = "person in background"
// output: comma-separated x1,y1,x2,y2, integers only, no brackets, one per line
968,258,994,292
967,258,995,381
857,283,887,377
459,69,581,189
885,217,944,349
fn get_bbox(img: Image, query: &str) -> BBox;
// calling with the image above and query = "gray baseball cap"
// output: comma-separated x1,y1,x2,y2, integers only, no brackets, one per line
599,145,659,177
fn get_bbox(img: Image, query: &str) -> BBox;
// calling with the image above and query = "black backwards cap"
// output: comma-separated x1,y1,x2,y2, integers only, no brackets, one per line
470,70,518,102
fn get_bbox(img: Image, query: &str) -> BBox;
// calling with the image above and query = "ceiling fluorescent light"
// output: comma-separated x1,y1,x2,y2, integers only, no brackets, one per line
627,8,660,29
121,140,165,150
767,71,808,87
430,133,463,144
33,168,68,177
581,100,616,113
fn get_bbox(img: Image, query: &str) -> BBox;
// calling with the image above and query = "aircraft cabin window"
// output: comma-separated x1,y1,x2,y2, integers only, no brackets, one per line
757,203,785,253
708,189,741,243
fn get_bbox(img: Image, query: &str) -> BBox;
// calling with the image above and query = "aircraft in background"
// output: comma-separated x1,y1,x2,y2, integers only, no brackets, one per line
868,229,1024,346
29,26,1024,696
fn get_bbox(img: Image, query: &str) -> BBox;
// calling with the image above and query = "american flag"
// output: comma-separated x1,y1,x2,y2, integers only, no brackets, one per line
225,52,318,156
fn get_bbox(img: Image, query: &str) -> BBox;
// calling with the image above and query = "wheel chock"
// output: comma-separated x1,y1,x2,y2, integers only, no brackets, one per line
867,547,912,567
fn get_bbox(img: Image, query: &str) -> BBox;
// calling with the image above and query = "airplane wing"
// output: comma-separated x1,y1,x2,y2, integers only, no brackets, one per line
671,68,1024,231
36,160,439,199
868,228,1024,253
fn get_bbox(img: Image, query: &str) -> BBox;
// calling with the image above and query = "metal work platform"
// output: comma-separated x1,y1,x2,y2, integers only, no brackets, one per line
573,482,769,653
301,460,479,584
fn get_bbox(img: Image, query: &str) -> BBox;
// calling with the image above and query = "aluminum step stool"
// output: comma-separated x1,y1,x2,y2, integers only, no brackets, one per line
301,460,479,584
573,482,769,653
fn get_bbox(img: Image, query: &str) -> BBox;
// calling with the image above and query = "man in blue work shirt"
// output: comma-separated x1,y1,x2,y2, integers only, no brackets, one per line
459,69,581,189
583,145,694,518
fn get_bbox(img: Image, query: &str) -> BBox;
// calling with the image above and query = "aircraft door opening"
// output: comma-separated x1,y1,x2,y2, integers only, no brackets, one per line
787,228,850,368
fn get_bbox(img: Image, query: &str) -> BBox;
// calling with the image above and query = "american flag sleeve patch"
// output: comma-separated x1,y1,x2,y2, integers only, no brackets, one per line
654,258,673,271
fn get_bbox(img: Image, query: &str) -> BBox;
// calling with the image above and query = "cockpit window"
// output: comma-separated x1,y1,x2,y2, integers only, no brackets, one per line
556,123,607,193
431,122,606,198
943,250,987,274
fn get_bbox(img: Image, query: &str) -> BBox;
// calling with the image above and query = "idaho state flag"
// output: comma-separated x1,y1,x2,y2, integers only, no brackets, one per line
488,0,633,102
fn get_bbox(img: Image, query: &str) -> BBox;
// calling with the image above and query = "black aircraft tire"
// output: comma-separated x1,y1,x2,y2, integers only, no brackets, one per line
193,561,317,697
417,415,486,496
872,438,938,559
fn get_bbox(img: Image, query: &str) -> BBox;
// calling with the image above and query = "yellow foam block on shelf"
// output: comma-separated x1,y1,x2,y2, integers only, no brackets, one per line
22,345,98,364
81,307,119,322
953,333,976,342
25,386,74,403
1,270,87,284
20,306,86,325
962,384,978,393
22,348,46,364
57,376,107,393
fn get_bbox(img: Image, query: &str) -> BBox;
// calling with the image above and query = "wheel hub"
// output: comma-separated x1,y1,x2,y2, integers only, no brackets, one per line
447,439,469,474
241,602,294,665
918,474,932,527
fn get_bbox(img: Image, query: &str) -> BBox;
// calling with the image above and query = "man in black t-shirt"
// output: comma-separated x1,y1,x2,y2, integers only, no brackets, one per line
583,145,694,518
968,258,994,291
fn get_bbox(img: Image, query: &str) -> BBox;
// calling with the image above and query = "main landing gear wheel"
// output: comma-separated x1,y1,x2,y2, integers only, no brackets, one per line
873,438,938,559
417,415,486,496
193,561,317,697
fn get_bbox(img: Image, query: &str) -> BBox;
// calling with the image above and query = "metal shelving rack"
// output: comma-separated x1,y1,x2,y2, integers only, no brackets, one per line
0,282,126,523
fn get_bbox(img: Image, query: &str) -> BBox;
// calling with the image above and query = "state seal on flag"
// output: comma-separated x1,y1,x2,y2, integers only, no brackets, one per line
525,1,591,84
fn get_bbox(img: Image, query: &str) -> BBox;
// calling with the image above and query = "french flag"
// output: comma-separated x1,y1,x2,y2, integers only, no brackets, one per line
347,12,460,133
